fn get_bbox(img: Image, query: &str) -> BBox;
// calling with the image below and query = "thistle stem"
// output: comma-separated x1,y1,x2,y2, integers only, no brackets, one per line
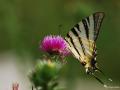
41,84,48,90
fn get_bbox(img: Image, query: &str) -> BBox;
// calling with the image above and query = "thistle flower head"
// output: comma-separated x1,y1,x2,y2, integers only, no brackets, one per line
29,60,62,88
40,35,70,56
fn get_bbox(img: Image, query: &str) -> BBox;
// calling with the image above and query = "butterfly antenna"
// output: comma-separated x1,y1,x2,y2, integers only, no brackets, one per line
96,68,112,82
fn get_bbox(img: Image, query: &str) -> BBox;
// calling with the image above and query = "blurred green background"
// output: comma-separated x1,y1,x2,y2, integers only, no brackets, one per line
0,0,120,90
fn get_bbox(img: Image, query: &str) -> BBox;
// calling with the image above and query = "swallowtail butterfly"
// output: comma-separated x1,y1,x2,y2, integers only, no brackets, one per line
65,12,104,74
64,12,120,88
65,12,116,87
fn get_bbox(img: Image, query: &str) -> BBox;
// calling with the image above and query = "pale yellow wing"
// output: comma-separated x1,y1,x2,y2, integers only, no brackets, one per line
65,12,104,62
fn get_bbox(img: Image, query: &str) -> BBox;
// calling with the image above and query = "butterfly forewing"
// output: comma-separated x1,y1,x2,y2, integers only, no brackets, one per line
65,36,81,60
65,12,104,62
93,12,104,41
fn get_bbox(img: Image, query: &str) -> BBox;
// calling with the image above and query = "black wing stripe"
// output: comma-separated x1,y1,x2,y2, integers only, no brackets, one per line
65,36,81,59
86,17,90,25
74,24,81,32
71,28,86,55
67,33,81,56
82,19,89,39
71,28,78,36
78,37,86,55
64,36,71,47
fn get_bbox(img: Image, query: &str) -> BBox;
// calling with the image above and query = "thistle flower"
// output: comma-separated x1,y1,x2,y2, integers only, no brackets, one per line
40,35,70,56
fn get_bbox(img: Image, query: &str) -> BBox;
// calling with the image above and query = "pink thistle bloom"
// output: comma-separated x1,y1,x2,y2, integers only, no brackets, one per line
40,35,70,56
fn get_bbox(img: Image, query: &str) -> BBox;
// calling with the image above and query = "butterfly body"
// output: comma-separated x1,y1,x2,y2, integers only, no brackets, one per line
65,12,104,75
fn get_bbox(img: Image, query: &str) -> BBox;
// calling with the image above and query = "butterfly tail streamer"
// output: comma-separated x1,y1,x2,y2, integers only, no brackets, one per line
96,68,113,82
92,73,105,86
92,73,120,88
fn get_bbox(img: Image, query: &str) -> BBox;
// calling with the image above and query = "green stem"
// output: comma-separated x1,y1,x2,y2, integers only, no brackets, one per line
42,84,48,90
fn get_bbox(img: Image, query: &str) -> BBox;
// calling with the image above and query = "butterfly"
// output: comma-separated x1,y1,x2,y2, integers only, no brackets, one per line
64,12,108,86
63,12,120,88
